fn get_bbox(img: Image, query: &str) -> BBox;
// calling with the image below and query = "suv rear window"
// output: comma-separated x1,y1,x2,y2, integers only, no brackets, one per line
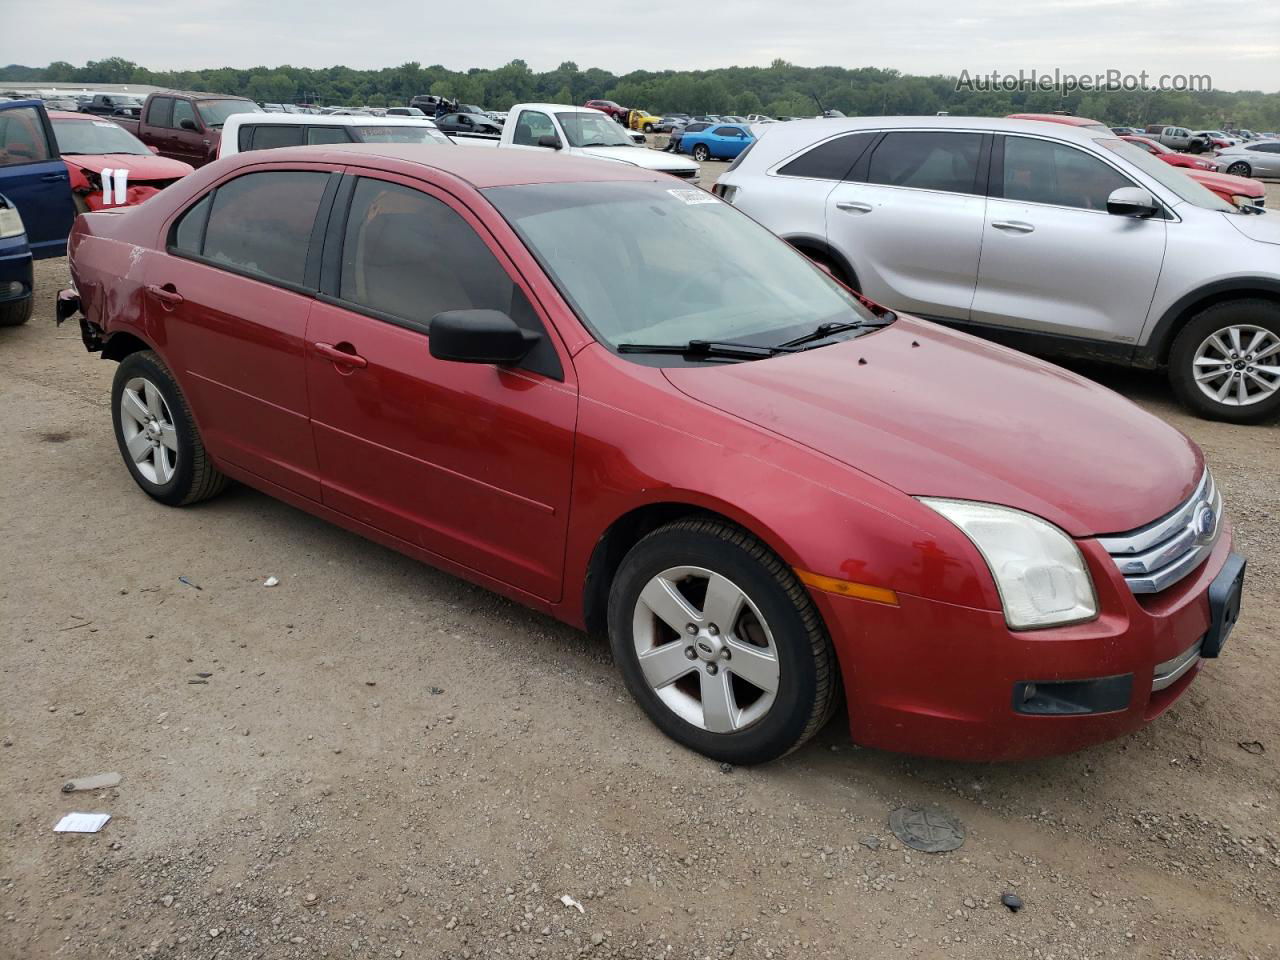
777,132,876,180
174,171,329,287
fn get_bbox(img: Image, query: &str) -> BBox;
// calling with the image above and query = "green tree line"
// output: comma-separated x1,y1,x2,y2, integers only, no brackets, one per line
4,57,1278,130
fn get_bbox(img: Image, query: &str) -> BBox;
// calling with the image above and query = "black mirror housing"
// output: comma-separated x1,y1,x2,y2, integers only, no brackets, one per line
428,310,540,365
537,134,562,150
180,118,199,131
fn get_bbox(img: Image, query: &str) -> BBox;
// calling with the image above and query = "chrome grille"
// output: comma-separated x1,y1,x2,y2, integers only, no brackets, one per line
1097,470,1221,595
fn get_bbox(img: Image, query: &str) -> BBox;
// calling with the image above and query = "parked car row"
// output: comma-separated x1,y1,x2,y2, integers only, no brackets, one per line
55,141,1247,767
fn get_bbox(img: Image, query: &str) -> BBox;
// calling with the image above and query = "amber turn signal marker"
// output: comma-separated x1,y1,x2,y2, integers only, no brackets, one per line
794,569,899,606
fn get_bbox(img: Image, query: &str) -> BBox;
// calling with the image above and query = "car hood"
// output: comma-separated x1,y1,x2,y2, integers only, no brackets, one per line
1226,209,1280,246
661,317,1201,537
63,153,194,180
1188,168,1264,196
577,145,699,173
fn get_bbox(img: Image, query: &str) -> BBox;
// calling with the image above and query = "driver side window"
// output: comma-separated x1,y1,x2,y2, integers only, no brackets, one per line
172,100,197,130
1002,137,1132,211
512,111,555,146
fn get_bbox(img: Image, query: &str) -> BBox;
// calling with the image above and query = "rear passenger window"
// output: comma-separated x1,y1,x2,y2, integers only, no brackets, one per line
250,126,305,151
307,127,351,145
867,131,983,194
1001,137,1132,211
180,171,329,286
778,132,875,180
0,107,52,167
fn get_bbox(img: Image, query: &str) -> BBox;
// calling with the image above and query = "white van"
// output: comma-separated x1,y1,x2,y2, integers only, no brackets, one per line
218,113,453,158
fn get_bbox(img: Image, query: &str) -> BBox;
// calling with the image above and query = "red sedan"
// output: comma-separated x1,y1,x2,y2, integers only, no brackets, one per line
1121,134,1265,208
49,111,193,212
60,146,1244,763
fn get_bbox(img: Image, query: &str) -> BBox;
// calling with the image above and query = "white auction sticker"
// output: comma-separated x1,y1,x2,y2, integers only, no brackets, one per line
667,188,717,205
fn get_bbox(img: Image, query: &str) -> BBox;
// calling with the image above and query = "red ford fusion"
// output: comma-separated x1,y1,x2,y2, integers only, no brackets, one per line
49,111,193,212
60,146,1245,764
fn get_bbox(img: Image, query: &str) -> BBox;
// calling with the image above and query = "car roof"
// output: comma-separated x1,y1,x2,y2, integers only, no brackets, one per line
158,90,254,100
752,114,1116,143
229,143,666,188
517,103,606,115
48,110,103,121
222,112,441,131
1007,113,1104,127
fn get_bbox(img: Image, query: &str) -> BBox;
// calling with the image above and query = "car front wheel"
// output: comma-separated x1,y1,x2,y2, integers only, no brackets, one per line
1225,161,1251,177
0,296,32,327
607,519,838,764
111,350,228,505
692,144,711,161
1169,300,1280,423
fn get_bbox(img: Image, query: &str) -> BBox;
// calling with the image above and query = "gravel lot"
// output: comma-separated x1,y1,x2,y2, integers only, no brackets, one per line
1,179,1278,960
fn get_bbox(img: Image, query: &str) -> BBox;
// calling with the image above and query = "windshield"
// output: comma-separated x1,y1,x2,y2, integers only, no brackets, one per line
1098,138,1235,212
52,118,149,155
351,124,452,144
487,181,882,358
197,99,263,128
556,112,633,147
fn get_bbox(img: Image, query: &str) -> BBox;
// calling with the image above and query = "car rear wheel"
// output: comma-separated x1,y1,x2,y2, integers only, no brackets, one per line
607,518,838,764
111,350,228,505
643,122,654,133
1169,300,1280,423
0,296,32,327
692,144,711,161
1225,161,1251,177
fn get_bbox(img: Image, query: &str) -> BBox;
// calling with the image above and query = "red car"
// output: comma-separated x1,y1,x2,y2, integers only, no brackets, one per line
584,99,627,121
60,146,1244,764
50,111,193,212
1010,114,1266,209
1121,135,1266,208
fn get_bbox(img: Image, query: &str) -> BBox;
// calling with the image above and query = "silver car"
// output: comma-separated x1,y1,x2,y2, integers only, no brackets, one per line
715,116,1280,423
1215,140,1280,179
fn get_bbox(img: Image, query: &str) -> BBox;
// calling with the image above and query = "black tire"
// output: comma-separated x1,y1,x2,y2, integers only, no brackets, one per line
692,144,710,162
1168,299,1280,424
111,350,228,505
643,122,654,133
1225,161,1251,177
607,518,838,765
796,247,854,289
0,296,32,327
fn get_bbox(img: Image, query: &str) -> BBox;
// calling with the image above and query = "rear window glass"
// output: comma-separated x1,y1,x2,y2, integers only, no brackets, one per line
189,171,329,286
250,126,305,151
778,132,876,180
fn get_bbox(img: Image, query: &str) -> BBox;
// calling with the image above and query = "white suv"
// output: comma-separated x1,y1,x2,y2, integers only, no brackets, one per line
714,117,1280,423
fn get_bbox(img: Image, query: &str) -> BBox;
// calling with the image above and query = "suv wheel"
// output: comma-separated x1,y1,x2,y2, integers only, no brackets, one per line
111,350,228,505
1169,300,1280,423
692,144,711,162
1225,161,1251,177
0,296,32,327
607,519,838,764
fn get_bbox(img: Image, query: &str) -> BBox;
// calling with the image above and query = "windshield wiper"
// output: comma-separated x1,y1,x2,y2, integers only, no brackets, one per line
617,340,798,361
776,315,896,349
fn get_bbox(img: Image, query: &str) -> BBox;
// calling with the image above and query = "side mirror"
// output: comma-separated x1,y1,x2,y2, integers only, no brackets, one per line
1106,187,1158,218
148,144,159,154
428,310,540,365
180,118,198,132
537,134,562,150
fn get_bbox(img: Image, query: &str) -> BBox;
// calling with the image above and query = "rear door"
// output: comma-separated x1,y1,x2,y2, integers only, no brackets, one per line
0,101,74,259
304,171,577,600
970,134,1165,343
147,164,338,499
825,129,989,319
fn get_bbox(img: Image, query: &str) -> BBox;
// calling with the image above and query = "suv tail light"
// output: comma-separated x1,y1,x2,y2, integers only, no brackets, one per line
711,184,738,203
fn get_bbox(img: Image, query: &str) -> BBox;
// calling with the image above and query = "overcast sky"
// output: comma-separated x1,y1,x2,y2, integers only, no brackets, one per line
8,0,1279,92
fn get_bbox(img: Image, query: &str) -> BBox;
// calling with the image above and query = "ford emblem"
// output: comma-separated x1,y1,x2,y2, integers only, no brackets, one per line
1193,502,1216,542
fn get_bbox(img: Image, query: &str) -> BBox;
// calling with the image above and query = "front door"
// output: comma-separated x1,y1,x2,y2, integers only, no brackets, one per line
825,130,988,320
305,173,577,600
970,135,1166,344
148,166,336,499
0,102,74,259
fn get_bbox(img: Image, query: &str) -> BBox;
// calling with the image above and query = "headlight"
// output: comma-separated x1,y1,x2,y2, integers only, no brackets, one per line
1230,194,1260,209
919,499,1098,630
0,202,24,239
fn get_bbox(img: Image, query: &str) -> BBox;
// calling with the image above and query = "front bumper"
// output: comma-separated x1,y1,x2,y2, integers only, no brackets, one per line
811,528,1239,761
0,240,33,305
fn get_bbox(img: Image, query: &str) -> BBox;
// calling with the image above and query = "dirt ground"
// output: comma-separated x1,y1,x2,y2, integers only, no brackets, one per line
1,180,1278,960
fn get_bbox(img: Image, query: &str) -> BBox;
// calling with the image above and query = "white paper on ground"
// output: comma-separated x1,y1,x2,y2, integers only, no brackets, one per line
54,812,111,833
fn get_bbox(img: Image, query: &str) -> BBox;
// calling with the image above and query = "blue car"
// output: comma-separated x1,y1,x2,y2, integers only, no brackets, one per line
0,99,75,260
677,123,755,162
0,193,34,327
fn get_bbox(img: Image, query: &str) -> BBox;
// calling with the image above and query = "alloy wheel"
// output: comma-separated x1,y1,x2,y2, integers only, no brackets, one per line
1191,324,1280,407
119,376,179,484
1226,162,1250,177
631,565,780,733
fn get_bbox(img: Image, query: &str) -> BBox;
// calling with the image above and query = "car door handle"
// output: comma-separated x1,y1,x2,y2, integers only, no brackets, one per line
42,172,68,182
835,200,873,213
991,220,1035,234
313,341,367,369
145,283,184,306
